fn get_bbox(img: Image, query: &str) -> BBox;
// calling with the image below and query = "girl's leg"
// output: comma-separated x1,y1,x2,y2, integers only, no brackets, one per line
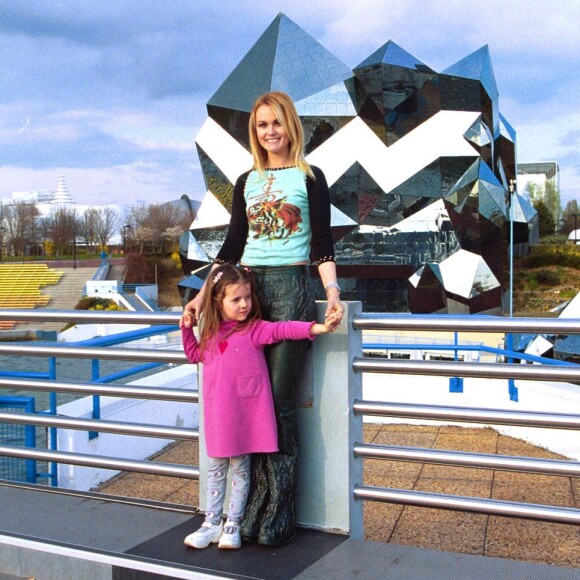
205,456,229,524
226,454,251,524
184,456,228,549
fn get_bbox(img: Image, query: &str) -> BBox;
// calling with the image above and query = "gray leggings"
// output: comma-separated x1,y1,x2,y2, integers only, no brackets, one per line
205,454,250,525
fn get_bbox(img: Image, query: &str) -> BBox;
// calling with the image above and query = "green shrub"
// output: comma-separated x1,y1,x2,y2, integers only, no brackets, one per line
533,269,561,286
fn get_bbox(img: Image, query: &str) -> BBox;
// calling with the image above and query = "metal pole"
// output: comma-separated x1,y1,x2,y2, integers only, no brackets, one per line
73,231,77,269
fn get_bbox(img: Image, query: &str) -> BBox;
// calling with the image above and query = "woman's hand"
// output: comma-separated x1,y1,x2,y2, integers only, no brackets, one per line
179,292,203,328
324,289,344,331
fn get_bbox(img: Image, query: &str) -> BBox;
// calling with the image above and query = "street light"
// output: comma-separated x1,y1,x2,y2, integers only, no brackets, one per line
122,224,132,256
0,225,4,263
72,231,77,270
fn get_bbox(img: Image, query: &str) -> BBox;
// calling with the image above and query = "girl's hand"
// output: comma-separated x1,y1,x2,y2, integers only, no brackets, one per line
179,292,204,328
179,310,196,329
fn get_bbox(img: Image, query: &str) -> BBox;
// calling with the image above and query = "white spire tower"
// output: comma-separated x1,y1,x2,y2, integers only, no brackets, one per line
51,174,74,206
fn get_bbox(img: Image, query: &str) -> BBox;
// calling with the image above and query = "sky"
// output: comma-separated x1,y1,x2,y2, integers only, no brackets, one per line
0,0,579,212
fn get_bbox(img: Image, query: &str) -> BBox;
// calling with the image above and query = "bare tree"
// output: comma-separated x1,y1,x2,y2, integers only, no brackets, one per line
44,206,79,257
80,208,100,253
95,206,120,250
3,202,42,257
127,202,191,253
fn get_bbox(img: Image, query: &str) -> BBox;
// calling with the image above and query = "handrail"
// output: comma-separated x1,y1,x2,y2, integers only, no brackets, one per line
353,401,580,429
0,445,199,479
354,486,580,525
354,443,580,477
353,313,580,334
0,343,187,363
0,377,198,401
0,411,199,440
0,308,179,325
353,358,580,382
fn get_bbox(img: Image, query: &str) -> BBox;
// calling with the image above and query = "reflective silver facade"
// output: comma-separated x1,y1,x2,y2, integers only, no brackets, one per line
179,13,537,313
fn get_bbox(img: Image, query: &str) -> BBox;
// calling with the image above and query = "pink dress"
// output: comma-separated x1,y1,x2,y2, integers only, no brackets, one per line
182,319,315,458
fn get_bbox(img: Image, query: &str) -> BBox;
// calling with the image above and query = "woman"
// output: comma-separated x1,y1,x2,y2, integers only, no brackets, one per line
182,91,343,546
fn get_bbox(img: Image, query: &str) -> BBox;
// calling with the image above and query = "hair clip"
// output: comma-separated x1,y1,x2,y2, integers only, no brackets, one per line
213,271,223,283
243,267,251,273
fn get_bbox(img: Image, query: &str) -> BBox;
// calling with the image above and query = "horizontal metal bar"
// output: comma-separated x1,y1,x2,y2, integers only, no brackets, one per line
352,357,580,382
353,313,580,334
353,443,580,477
353,400,580,430
0,444,199,479
353,485,580,525
0,377,198,402
0,343,188,363
0,308,180,325
0,411,198,441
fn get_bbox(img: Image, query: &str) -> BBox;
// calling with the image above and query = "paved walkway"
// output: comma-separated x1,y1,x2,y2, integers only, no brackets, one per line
99,423,580,570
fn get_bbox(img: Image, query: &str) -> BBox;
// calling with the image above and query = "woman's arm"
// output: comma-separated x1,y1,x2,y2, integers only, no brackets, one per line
317,260,344,323
180,172,250,325
308,166,344,324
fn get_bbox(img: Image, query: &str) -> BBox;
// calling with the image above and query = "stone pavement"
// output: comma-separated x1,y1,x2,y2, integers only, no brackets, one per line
98,423,580,570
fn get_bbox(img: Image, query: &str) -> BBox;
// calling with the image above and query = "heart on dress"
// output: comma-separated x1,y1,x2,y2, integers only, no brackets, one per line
218,340,229,354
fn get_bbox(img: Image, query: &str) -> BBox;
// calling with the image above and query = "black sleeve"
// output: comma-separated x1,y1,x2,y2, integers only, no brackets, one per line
308,165,336,265
215,171,250,264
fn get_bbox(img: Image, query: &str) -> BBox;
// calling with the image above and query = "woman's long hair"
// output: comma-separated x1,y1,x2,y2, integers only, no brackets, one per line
248,91,314,178
198,264,261,358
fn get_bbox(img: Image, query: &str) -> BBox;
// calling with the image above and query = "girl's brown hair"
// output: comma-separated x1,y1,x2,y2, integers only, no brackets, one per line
198,264,261,358
248,91,314,178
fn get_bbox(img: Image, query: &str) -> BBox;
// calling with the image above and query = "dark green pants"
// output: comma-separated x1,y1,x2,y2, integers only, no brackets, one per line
241,265,315,545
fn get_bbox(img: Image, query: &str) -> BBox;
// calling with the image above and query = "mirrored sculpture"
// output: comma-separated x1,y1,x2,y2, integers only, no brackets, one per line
179,13,535,314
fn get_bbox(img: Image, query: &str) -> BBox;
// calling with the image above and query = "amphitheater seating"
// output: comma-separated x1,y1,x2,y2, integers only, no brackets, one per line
0,264,64,329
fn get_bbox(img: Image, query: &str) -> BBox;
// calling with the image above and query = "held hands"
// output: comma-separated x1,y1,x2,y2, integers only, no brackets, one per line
179,293,204,328
179,310,197,329
310,312,342,336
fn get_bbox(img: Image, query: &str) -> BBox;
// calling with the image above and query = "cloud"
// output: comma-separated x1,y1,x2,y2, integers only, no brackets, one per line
0,2,578,208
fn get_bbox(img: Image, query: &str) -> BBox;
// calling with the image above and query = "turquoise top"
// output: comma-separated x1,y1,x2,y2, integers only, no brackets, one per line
241,167,311,266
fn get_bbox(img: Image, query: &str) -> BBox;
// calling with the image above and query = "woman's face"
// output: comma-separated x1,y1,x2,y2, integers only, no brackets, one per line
255,104,290,162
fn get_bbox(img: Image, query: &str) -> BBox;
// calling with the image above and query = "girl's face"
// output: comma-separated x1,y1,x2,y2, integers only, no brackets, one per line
219,282,252,322
255,104,290,163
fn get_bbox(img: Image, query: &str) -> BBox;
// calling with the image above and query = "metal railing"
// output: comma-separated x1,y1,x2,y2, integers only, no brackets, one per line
351,312,580,526
0,308,579,530
0,309,198,487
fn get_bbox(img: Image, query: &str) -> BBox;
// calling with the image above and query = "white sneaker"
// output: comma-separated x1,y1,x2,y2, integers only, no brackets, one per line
184,521,223,549
218,521,241,549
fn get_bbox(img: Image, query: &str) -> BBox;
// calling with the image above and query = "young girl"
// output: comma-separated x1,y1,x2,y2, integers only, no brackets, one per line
180,264,338,550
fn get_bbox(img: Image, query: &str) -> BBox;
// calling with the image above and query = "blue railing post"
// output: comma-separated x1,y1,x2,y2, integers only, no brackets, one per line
89,359,101,440
449,331,464,392
48,356,58,486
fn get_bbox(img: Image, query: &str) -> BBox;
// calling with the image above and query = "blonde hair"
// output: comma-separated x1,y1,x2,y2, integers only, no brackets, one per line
248,91,314,178
198,264,261,358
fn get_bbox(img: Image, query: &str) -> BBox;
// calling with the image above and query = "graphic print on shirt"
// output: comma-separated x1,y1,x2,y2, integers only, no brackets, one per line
247,173,302,243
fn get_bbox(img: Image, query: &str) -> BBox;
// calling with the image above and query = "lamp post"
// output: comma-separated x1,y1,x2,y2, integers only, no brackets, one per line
0,225,4,263
72,231,77,270
507,179,517,402
122,224,132,256
508,179,516,318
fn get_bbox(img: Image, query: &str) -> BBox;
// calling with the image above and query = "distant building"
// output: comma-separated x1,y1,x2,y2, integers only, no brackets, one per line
1,174,120,218
517,161,560,199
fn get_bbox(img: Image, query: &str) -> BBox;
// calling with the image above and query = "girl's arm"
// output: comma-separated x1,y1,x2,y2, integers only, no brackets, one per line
181,325,202,364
